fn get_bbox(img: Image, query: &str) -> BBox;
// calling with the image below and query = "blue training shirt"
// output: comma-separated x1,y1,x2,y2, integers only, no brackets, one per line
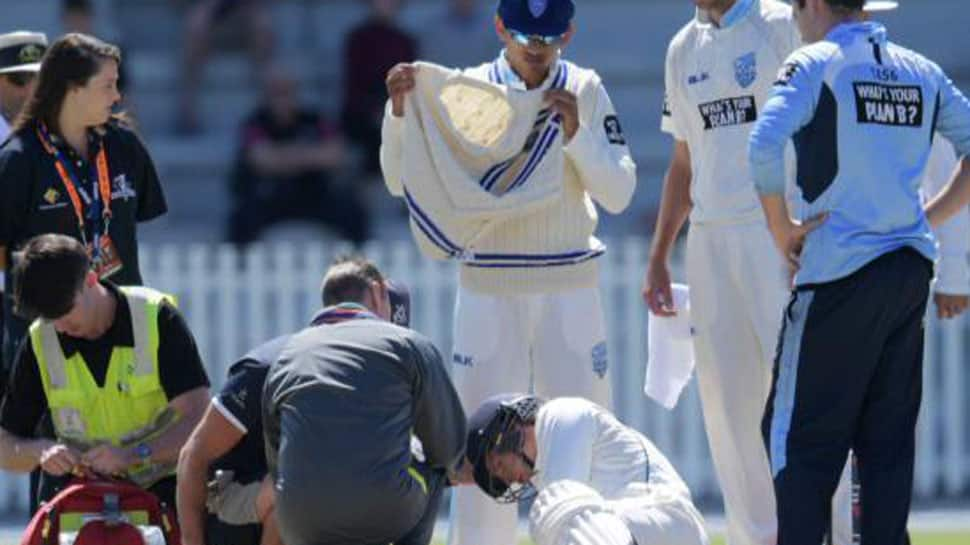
749,21,970,286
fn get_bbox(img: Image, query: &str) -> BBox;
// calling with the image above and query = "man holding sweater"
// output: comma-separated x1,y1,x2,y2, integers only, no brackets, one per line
380,1,637,544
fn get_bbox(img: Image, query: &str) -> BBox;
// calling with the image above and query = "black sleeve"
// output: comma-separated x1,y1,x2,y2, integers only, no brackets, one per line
127,130,167,222
408,333,466,471
0,338,47,437
214,361,267,434
0,144,32,246
156,302,209,400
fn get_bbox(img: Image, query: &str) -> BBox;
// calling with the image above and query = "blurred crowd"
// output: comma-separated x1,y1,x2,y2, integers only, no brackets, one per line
176,0,499,246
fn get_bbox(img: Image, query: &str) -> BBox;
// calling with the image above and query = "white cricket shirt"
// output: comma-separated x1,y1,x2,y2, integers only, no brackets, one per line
533,398,689,500
662,0,800,224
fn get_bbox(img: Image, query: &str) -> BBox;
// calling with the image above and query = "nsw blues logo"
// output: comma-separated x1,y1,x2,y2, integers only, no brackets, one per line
591,342,608,379
528,0,548,18
734,52,757,89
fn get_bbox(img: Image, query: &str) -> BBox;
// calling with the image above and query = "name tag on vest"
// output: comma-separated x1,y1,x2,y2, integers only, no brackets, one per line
57,407,87,436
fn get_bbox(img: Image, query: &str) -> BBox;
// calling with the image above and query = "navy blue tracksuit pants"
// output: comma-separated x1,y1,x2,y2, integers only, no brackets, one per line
763,248,932,545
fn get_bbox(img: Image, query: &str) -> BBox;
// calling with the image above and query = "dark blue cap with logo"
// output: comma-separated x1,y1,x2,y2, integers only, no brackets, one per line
386,280,410,328
497,0,575,38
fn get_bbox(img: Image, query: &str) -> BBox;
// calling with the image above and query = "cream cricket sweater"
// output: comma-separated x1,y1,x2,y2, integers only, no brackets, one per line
380,53,637,294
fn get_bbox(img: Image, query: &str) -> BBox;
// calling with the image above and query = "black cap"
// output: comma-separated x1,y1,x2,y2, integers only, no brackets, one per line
386,280,411,328
497,0,575,38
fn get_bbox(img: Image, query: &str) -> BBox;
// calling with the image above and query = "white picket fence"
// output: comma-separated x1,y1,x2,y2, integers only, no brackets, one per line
0,238,966,512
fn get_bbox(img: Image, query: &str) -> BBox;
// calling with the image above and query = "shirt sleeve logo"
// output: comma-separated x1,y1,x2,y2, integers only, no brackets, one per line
603,115,626,145
734,52,757,89
774,62,801,86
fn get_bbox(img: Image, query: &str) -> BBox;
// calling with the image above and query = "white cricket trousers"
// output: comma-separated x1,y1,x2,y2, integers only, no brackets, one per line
686,221,852,545
448,284,613,545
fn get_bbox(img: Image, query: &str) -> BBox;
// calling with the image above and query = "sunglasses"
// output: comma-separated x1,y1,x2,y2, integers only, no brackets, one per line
5,72,36,88
508,29,566,47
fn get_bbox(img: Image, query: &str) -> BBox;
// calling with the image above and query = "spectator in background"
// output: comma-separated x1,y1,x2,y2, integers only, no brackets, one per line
177,0,274,135
228,64,369,246
419,0,495,69
62,0,129,95
341,0,417,176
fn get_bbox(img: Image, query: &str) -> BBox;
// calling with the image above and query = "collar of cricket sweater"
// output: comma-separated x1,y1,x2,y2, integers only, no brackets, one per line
489,49,568,91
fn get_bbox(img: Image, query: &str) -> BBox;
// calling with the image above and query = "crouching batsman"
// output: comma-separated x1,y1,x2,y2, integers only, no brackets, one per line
455,394,708,545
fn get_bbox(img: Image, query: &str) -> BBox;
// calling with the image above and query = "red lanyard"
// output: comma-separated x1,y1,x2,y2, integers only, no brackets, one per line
36,123,112,247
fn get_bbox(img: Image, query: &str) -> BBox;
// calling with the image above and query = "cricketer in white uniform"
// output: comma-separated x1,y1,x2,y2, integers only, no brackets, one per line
460,394,708,545
643,2,847,545
381,2,636,544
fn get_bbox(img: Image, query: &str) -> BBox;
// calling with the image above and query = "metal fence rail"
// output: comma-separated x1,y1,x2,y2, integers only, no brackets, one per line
0,239,966,513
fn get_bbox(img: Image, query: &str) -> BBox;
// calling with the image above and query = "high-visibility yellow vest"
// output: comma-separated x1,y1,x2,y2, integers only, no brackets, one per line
30,286,179,488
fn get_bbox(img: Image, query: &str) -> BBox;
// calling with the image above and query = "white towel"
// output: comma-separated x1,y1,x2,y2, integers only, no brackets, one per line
400,61,565,260
644,284,695,409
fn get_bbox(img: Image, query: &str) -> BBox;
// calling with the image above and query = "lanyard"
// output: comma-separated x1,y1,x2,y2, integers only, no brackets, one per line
36,123,112,250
